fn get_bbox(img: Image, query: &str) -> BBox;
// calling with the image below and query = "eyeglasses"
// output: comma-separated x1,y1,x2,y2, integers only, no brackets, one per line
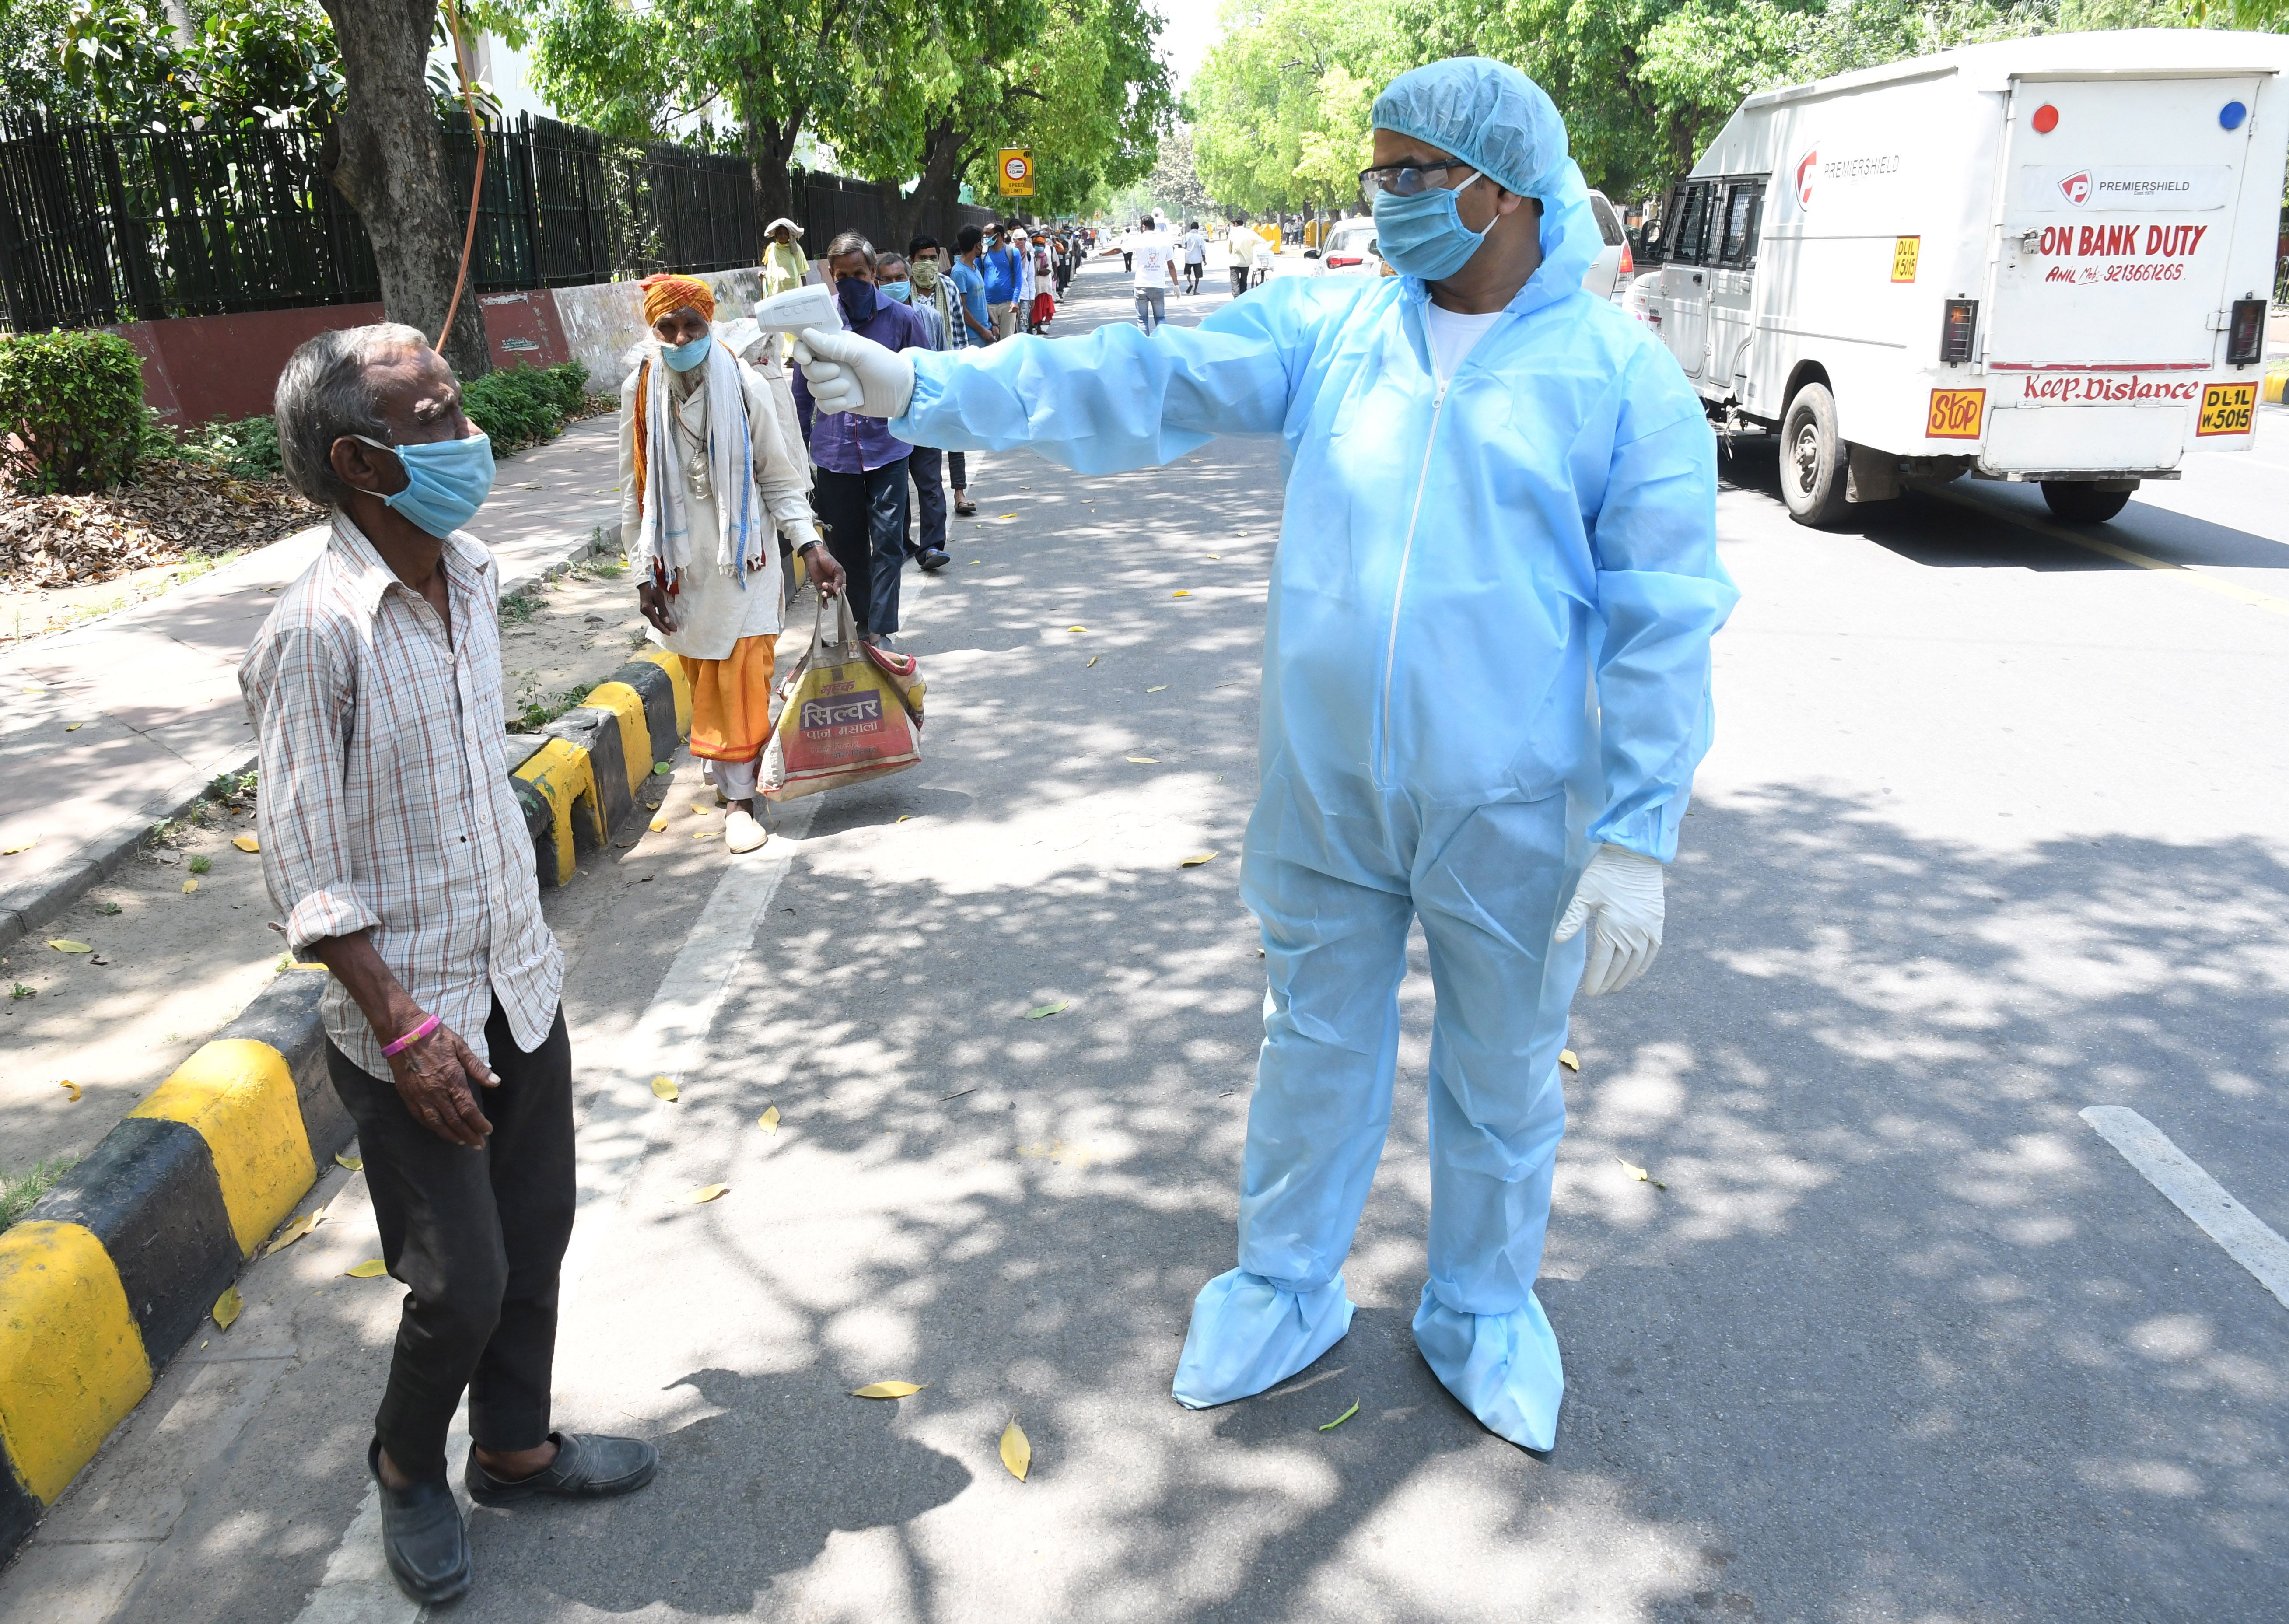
1358,160,1478,203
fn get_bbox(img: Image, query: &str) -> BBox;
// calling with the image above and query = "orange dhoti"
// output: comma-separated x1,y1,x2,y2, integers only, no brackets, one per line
687,634,777,799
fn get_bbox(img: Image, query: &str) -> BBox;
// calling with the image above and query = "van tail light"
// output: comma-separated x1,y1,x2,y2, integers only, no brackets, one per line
1618,242,1634,276
2227,298,2265,366
1940,298,1979,364
1327,255,1361,267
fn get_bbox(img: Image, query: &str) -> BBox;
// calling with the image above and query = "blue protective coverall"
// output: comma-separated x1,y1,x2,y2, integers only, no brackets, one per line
886,164,1735,1450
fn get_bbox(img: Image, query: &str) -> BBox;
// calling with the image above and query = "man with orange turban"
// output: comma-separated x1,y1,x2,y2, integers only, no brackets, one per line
620,272,844,852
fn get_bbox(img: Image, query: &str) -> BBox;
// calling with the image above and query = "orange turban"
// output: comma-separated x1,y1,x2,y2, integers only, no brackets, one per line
639,273,715,325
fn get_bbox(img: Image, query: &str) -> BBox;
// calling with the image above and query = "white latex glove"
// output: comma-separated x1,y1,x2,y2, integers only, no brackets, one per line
1554,844,1666,997
793,327,916,420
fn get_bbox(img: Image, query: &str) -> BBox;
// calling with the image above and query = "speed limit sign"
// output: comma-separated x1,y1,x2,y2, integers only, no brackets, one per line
998,148,1034,196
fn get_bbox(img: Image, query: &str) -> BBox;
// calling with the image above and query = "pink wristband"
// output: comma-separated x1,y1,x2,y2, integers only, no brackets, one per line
382,1014,440,1058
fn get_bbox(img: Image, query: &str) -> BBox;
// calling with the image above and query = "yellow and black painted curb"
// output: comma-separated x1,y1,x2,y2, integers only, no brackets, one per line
0,967,347,1557
0,651,692,1559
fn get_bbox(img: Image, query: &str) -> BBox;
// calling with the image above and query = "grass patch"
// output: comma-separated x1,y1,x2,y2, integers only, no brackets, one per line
187,854,212,875
500,591,546,625
509,680,598,735
1,1155,77,1228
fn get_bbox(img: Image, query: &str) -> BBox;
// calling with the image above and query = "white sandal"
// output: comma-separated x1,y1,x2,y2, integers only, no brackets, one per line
724,807,769,853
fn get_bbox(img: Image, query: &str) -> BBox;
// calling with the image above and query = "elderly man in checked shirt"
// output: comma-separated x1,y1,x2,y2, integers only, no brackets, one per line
242,325,655,1607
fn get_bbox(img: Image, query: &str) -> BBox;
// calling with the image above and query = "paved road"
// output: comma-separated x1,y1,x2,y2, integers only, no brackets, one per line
6,256,2286,1623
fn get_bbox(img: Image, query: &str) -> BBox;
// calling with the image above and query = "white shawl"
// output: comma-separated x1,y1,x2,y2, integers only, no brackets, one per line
632,339,764,585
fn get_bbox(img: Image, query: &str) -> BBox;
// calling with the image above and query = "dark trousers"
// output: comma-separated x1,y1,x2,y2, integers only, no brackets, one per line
816,460,911,636
327,1001,574,1483
948,451,967,493
908,444,948,554
1184,260,1203,292
1231,267,1250,297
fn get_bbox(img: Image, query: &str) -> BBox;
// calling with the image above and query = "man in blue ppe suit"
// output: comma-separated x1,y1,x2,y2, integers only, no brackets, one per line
793,58,1736,1451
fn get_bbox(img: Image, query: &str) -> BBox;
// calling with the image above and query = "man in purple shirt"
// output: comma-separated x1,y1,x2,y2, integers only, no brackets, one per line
791,231,933,644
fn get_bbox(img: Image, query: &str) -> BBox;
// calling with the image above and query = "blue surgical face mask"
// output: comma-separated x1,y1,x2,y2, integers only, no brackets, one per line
353,431,496,539
661,333,713,372
878,280,912,304
1372,171,1492,281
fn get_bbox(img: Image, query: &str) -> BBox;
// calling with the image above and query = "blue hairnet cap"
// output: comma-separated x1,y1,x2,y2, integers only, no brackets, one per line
1370,57,1571,200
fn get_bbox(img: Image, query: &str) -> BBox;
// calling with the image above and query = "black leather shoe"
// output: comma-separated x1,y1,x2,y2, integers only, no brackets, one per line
919,549,951,572
370,1439,472,1605
465,1432,658,1507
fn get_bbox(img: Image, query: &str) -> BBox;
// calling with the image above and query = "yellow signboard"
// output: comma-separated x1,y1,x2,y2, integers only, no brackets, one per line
998,148,1034,196
2197,381,2255,438
1890,235,1920,283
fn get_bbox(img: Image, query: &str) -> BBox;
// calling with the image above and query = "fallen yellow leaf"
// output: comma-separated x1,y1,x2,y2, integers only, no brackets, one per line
1320,1399,1360,1431
693,828,722,840
345,1259,389,1278
1180,852,1219,868
65,721,84,732
649,816,668,831
1616,1155,1668,1190
262,1204,326,1258
998,512,1018,518
233,834,259,853
851,1380,924,1399
1559,1049,1579,1071
1146,685,1169,693
1126,756,1158,764
757,1105,780,1133
335,1153,363,1171
48,938,91,953
691,801,715,815
897,815,912,822
212,1285,242,1330
1172,590,1190,597
651,1074,679,1102
1000,1416,1032,1481
58,1079,80,1102
1023,1001,1069,1019
1068,625,1087,633
1085,656,1099,667
21,684,45,693
1206,554,1220,560
683,1183,729,1204
182,878,198,893
1,840,34,855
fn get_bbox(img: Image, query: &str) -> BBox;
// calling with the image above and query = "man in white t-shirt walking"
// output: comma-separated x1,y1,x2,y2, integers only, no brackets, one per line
1132,220,1179,334
1180,220,1208,294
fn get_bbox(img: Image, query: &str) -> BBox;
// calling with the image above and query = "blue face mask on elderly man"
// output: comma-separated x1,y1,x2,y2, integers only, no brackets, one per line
352,432,497,539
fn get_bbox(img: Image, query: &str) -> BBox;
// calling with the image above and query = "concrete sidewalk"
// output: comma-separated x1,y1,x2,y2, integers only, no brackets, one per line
0,416,625,951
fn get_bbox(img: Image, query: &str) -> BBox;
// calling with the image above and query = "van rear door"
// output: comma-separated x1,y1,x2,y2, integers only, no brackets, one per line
1656,180,1715,378
1987,73,2261,369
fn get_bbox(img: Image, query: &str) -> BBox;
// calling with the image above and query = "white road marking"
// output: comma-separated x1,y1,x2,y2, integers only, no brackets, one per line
2080,1106,2289,1312
292,807,816,1623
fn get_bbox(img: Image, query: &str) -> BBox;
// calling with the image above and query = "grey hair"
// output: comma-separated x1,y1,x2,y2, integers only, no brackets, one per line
274,322,432,506
823,230,875,266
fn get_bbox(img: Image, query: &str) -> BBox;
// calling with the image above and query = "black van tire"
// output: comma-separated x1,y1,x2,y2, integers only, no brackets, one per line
2041,481,2132,524
1779,382,1850,527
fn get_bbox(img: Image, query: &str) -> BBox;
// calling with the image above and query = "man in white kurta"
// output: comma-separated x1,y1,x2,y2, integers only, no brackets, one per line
618,273,843,852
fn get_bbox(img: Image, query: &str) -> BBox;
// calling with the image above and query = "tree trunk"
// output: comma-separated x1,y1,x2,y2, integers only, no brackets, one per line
883,117,968,253
742,87,802,259
319,0,490,380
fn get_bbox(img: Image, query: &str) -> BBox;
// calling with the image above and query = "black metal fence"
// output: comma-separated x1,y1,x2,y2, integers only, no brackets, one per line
0,110,994,333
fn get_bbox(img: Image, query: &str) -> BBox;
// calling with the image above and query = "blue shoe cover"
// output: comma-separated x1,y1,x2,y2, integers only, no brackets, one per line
1411,1284,1564,1449
1171,1269,1355,1409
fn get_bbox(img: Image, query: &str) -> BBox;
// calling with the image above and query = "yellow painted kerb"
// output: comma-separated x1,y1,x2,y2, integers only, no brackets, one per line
515,737,604,886
632,648,693,737
131,1040,315,1257
0,1222,152,1504
582,681,653,796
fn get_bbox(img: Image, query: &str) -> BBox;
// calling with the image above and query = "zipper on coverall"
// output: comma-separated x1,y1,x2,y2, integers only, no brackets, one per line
1376,376,1447,786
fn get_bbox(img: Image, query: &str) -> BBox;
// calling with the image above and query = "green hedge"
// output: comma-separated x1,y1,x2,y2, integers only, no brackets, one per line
462,360,593,452
0,330,147,494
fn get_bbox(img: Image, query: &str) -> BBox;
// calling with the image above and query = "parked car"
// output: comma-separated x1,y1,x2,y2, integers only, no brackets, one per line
1320,217,1386,276
1646,28,2282,526
1582,189,1636,298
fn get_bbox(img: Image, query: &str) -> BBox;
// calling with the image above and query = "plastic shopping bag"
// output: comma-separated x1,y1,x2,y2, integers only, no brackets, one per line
760,595,923,801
